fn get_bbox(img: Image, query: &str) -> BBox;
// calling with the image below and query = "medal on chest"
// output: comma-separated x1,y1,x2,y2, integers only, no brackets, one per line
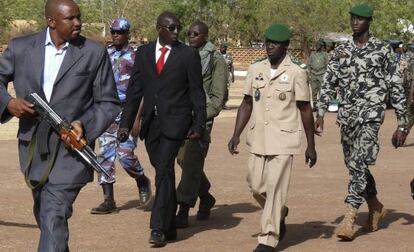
254,89,261,101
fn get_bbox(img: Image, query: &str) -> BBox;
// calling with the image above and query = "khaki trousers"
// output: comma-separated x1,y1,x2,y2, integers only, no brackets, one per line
247,154,293,247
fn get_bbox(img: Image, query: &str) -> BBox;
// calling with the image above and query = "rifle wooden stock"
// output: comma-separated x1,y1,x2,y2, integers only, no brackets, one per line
26,92,111,178
58,128,88,151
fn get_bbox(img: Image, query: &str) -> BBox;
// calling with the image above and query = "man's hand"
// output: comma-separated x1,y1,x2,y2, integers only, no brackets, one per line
305,146,317,168
118,128,129,142
391,128,408,148
7,98,35,118
131,119,141,138
60,120,83,150
187,130,201,140
228,136,240,155
315,115,324,136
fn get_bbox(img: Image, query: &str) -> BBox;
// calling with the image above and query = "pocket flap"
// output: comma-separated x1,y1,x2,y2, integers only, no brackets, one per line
253,80,267,89
280,122,299,133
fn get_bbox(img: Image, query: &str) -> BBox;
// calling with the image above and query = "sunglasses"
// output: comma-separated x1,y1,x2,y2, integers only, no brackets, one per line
160,24,182,32
187,31,204,37
110,30,128,35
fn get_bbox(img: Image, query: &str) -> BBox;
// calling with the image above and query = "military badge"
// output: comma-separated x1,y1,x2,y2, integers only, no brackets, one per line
255,73,264,80
254,89,261,101
281,73,289,82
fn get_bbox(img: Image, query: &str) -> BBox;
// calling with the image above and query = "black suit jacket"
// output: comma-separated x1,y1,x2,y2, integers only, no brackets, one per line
120,41,206,140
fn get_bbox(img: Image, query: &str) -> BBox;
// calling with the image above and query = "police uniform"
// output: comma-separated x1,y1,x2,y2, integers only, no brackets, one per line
244,24,310,248
97,18,145,184
92,18,151,215
318,5,407,209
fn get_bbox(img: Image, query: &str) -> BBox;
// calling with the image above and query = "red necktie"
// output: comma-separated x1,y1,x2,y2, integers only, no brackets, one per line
156,47,169,75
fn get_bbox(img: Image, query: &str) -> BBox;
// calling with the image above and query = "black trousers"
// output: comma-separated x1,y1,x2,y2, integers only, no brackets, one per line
144,116,182,233
32,182,85,252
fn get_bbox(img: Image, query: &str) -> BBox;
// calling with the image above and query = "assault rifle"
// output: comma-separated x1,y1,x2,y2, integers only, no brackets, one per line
25,93,110,178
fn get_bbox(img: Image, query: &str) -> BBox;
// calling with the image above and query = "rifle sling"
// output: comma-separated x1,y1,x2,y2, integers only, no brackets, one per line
24,124,60,190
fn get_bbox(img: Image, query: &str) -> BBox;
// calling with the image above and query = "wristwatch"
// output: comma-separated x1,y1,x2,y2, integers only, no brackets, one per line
398,127,410,134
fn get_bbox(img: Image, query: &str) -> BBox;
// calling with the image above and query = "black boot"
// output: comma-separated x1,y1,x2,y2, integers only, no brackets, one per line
136,175,152,207
176,203,190,228
197,193,216,220
91,183,117,214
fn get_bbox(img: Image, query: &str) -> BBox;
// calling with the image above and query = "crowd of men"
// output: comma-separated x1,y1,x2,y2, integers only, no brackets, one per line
0,0,413,252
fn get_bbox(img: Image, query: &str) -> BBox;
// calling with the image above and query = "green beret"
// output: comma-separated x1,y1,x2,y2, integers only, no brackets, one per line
350,3,374,18
264,23,292,42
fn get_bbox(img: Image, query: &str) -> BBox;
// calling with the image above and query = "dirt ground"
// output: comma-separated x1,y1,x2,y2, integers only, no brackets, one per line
1,82,414,251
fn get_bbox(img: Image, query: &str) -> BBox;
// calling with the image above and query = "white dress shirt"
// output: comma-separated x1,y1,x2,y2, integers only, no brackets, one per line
155,38,172,64
43,28,69,102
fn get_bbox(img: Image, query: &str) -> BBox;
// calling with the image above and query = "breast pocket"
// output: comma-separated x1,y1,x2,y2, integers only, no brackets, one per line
252,79,266,89
366,60,385,80
274,81,293,103
338,58,351,78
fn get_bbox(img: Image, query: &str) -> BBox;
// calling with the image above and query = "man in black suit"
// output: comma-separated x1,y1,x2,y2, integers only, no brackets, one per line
118,12,206,247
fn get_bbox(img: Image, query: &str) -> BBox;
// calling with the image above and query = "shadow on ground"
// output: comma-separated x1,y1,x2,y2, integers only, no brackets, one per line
117,198,153,212
275,221,336,251
177,203,260,241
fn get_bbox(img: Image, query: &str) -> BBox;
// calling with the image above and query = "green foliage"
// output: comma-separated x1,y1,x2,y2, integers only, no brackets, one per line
0,0,413,48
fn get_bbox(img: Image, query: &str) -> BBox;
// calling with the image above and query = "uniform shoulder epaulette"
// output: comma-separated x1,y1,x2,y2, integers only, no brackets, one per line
254,56,267,63
291,57,307,69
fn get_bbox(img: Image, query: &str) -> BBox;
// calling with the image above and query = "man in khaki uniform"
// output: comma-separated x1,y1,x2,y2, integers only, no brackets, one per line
228,23,317,252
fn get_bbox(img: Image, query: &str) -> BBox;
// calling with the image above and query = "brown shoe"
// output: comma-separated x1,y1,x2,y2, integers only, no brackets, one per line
335,205,358,241
362,198,386,232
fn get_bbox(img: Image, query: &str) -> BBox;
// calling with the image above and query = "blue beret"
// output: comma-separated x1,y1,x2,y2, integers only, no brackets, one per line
264,23,292,42
110,18,130,31
350,3,374,18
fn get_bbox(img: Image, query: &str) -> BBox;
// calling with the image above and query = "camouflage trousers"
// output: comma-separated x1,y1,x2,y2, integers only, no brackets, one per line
309,74,323,108
340,122,380,209
403,78,414,129
97,121,145,184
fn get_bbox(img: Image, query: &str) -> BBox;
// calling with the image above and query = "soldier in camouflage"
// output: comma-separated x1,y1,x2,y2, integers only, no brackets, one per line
315,4,409,241
308,39,329,110
91,18,152,214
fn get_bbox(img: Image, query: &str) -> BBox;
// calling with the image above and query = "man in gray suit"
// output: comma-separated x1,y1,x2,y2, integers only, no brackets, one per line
0,0,120,251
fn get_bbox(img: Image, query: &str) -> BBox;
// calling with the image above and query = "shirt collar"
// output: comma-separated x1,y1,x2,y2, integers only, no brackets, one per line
156,38,172,51
45,27,69,50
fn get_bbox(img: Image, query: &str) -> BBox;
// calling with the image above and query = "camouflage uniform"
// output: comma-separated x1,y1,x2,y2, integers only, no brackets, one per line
308,50,329,107
97,44,145,184
403,50,414,129
317,34,407,209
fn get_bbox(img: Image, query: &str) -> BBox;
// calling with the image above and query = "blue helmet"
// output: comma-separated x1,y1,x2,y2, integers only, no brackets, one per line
110,18,130,31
